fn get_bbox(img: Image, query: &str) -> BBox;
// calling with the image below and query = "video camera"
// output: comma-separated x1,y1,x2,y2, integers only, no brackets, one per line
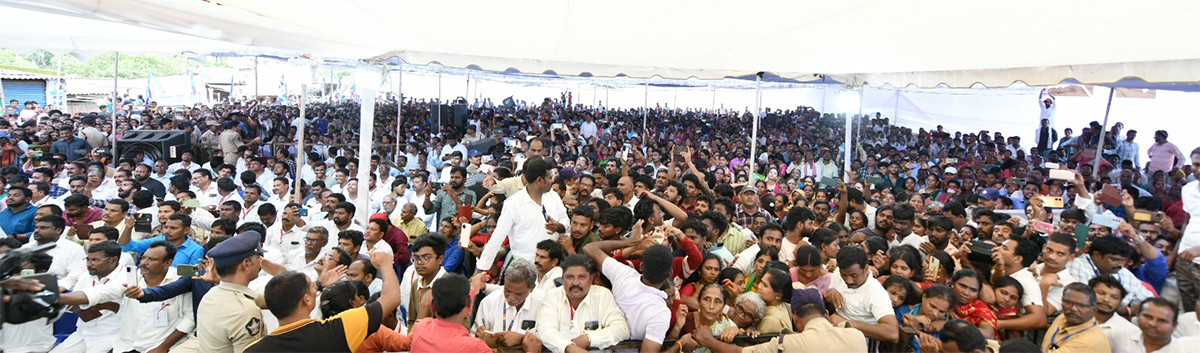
0,243,63,330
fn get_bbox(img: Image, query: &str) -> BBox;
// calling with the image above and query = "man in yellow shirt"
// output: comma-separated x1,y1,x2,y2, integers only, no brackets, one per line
396,202,427,243
1041,283,1112,352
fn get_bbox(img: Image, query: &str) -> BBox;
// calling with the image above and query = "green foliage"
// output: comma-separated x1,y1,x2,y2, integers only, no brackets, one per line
0,49,230,78
0,49,38,69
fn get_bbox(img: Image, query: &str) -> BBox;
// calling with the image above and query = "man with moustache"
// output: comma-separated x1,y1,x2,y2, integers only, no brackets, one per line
1090,276,1140,350
1033,234,1080,316
534,254,629,353
534,239,565,291
473,259,544,349
1040,283,1111,352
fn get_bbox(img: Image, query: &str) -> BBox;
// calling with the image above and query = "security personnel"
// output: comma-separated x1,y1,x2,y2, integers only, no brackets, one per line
196,231,268,353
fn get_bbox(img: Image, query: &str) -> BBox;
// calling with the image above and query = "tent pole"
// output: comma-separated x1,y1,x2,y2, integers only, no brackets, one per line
712,87,716,111
111,52,119,161
1093,87,1116,179
642,83,648,145
294,83,307,203
843,91,853,183
254,57,259,99
396,63,404,163
750,73,761,181
357,81,378,227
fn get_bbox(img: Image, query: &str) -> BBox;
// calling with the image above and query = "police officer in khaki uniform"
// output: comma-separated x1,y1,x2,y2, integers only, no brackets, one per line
196,231,268,353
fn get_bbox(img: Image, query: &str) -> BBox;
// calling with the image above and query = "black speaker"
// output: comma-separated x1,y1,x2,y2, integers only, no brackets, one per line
431,104,452,131
452,104,468,128
116,130,192,164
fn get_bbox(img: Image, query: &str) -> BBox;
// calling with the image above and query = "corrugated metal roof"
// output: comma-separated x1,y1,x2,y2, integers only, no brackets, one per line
0,69,54,80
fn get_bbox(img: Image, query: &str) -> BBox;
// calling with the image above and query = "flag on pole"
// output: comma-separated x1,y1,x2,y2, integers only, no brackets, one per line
230,73,236,101
146,72,154,104
187,68,198,104
277,74,287,105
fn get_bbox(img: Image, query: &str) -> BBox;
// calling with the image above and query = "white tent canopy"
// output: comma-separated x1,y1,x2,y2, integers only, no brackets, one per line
4,0,1200,87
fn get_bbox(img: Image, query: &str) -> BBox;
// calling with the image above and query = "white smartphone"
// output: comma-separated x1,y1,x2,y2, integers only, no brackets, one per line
460,223,471,248
125,265,137,285
622,143,631,160
1048,169,1074,181
1045,162,1060,169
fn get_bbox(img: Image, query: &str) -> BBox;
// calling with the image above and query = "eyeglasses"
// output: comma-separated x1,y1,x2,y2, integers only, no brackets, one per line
304,237,322,243
413,254,437,263
86,256,114,264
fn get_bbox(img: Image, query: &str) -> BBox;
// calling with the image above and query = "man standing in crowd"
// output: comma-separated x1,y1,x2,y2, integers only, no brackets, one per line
477,157,569,274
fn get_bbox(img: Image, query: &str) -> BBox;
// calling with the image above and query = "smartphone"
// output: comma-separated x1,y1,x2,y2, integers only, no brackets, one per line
672,146,686,164
1032,221,1054,234
551,123,564,130
819,177,838,188
182,199,200,208
521,320,536,330
1133,211,1164,223
866,176,885,185
1073,224,1089,249
622,143,631,160
125,265,138,285
456,205,473,221
1009,178,1026,186
1048,169,1074,181
21,269,35,276
945,158,959,164
176,264,201,277
298,208,309,217
1041,196,1065,208
459,223,471,248
134,213,153,233
929,257,941,278
1045,162,1060,169
1098,184,1122,207
1092,213,1123,229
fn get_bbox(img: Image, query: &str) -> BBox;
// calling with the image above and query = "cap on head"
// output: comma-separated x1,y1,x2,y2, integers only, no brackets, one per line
208,231,267,267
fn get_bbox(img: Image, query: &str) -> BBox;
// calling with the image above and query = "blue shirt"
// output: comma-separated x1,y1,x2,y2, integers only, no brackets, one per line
123,235,206,265
0,204,37,236
443,235,466,275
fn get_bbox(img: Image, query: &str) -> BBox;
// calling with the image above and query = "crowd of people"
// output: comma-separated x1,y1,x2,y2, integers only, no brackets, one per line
1,91,1200,353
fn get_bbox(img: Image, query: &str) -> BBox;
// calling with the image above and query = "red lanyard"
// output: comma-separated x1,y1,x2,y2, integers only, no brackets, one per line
92,277,109,287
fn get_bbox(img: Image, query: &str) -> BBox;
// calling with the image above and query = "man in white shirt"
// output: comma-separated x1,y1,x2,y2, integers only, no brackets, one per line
52,241,129,353
473,259,544,349
109,242,193,352
1091,275,1140,350
534,254,630,353
240,185,267,223
265,203,307,258
579,115,599,140
23,215,87,289
477,157,569,274
583,238,673,352
1111,298,1188,353
166,151,201,175
533,239,565,292
826,247,900,344
190,170,221,209
1034,234,1079,316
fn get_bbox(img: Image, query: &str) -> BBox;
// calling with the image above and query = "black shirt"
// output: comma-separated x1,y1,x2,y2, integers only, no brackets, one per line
245,301,383,353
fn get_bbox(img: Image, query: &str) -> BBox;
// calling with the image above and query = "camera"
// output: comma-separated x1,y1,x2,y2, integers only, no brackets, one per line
0,243,63,329
966,241,995,265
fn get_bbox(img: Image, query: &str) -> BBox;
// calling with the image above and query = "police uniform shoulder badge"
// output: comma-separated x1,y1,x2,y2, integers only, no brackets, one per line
245,317,262,336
